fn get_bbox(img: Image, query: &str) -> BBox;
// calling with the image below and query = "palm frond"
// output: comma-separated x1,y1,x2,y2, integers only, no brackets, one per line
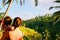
54,0,60,3
20,0,25,5
34,0,38,6
49,6,60,10
2,0,6,7
53,11,60,17
53,11,60,25
2,0,12,7
49,7,53,10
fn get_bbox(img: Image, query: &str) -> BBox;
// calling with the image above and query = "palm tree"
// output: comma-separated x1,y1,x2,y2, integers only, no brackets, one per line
2,0,13,19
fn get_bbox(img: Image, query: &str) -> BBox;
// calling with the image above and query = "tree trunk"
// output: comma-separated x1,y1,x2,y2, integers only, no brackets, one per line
3,0,13,19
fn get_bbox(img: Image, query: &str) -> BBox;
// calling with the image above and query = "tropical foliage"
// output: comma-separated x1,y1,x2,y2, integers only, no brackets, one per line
22,11,60,40
19,26,42,40
49,0,60,10
2,0,38,6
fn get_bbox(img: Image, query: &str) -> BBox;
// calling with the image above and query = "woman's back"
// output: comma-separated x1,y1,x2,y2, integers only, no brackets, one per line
9,27,23,40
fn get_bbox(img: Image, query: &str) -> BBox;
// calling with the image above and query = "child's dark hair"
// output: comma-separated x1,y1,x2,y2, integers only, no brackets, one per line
4,16,12,25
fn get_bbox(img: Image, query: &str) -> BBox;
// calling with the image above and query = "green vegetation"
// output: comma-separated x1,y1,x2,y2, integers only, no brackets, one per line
19,26,42,40
22,11,60,40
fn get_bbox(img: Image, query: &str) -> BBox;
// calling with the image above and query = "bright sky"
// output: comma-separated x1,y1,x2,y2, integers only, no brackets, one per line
0,0,60,20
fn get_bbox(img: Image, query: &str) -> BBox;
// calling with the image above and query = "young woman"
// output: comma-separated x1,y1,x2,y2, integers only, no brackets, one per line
9,17,23,40
1,16,14,40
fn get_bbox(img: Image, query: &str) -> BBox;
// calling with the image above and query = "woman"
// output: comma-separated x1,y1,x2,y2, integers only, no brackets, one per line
1,16,14,40
9,17,23,40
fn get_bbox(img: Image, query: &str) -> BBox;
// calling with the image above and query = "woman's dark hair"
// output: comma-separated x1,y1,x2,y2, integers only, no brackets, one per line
13,17,21,28
4,16,12,25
